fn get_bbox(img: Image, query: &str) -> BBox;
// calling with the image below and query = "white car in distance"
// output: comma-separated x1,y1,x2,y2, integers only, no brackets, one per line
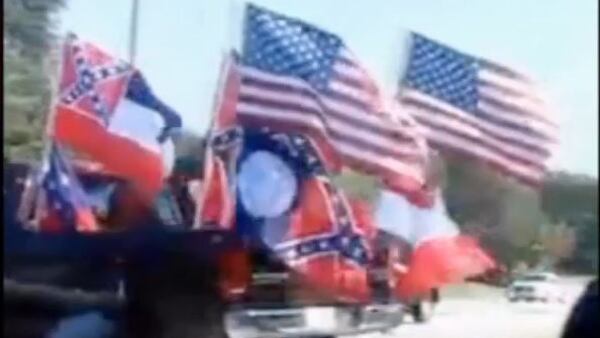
506,272,564,303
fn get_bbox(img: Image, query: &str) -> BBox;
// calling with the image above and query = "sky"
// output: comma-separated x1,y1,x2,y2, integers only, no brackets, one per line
59,0,598,177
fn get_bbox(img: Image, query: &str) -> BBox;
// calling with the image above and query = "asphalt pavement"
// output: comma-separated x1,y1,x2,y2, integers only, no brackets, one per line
226,277,590,338
349,277,590,338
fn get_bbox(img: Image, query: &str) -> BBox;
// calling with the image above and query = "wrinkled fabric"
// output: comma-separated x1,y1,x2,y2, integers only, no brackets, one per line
376,188,495,299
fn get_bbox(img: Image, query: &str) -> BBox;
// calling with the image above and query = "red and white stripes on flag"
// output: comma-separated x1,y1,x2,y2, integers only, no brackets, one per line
238,4,429,199
399,33,558,186
237,55,426,182
52,34,181,200
376,189,496,299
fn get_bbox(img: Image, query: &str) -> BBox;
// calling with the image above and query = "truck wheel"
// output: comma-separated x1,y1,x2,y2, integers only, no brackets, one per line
124,255,230,338
412,301,434,323
156,291,229,338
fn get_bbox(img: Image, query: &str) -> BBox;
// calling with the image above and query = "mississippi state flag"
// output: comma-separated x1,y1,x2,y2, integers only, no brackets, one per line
376,189,495,299
52,34,181,199
194,143,237,230
33,144,98,233
236,130,374,301
194,54,242,231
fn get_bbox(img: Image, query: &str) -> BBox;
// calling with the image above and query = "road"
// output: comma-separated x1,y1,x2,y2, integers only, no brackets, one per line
358,299,572,338
227,277,590,338
351,277,590,338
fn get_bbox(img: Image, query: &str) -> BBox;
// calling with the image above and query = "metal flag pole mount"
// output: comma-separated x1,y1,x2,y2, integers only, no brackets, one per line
128,0,140,66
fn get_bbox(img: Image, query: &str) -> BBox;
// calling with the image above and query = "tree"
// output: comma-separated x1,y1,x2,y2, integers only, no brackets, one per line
541,172,598,222
171,129,206,177
4,0,64,52
541,172,598,273
333,170,381,206
443,159,509,232
540,222,576,264
4,0,65,161
499,182,547,248
4,52,48,159
441,157,550,269
173,129,206,159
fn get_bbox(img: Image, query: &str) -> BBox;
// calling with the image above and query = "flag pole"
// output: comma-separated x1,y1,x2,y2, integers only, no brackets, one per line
42,32,72,154
192,50,231,229
128,0,140,66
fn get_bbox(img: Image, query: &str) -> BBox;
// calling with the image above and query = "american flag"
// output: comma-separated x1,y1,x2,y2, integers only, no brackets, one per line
34,144,98,233
399,33,558,186
236,4,428,196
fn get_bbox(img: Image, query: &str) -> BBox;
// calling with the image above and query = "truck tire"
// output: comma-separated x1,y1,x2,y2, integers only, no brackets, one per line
411,300,434,323
412,288,438,323
124,254,230,338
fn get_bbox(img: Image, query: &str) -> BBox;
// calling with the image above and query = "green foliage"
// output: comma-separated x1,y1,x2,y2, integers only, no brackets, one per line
542,173,599,273
172,129,206,177
500,183,547,248
442,157,562,270
447,160,599,273
4,0,65,58
4,0,64,161
173,129,205,159
540,222,576,263
443,159,510,231
541,171,598,221
333,170,381,206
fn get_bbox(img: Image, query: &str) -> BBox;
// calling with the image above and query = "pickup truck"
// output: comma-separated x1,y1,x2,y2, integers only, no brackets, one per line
4,161,404,338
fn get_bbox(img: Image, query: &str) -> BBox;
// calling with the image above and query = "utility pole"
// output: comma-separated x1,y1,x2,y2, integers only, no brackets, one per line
128,0,140,66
